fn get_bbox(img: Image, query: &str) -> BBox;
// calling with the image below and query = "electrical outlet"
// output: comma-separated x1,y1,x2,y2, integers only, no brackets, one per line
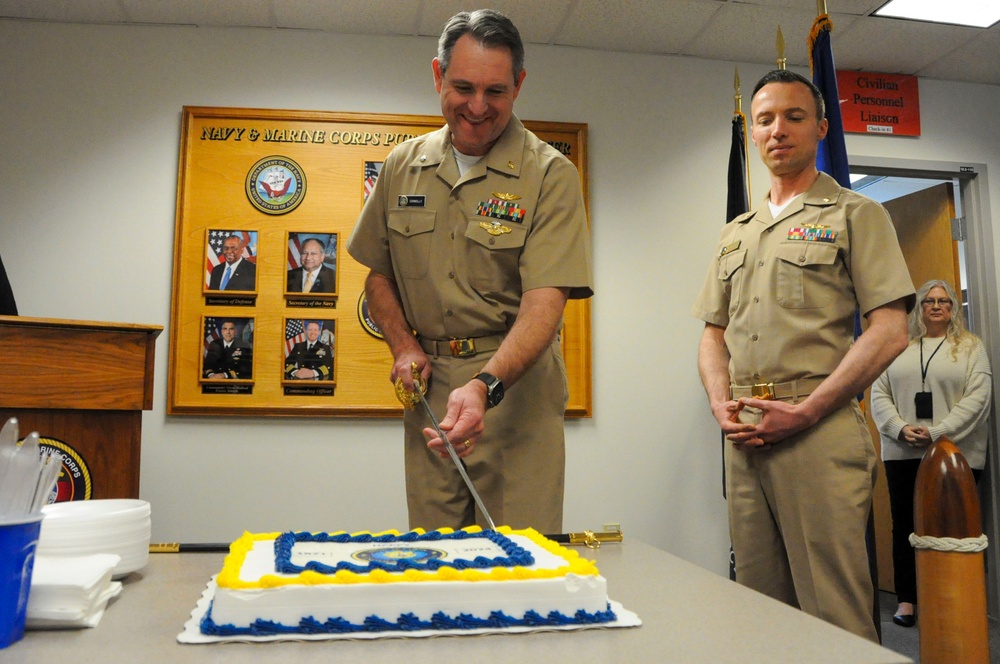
602,522,621,533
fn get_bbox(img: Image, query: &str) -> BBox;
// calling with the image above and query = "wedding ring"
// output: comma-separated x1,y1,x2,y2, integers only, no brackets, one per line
463,440,472,449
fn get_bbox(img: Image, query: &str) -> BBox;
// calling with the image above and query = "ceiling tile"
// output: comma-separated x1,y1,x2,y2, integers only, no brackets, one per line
554,0,723,54
833,16,981,75
683,3,854,69
121,0,272,28
275,0,421,34
0,0,126,23
916,29,1000,86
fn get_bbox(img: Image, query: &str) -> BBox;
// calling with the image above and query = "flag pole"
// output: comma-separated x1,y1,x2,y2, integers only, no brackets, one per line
733,66,751,207
776,26,786,70
733,66,742,114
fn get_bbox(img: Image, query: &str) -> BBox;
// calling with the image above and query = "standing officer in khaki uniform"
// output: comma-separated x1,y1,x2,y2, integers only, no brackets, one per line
347,9,592,533
692,70,914,641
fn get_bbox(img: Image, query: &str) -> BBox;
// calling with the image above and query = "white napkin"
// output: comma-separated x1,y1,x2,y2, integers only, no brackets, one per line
26,553,122,629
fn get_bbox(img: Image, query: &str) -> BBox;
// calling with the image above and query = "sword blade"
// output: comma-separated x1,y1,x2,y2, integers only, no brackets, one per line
414,384,496,531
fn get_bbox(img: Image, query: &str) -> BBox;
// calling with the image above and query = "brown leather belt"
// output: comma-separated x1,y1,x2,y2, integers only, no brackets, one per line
418,333,505,358
730,377,825,401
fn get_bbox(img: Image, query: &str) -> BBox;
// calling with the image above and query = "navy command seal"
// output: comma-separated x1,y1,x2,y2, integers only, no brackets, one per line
346,9,592,534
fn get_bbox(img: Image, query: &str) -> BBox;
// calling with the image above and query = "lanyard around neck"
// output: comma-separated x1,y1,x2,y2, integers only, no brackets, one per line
919,336,947,388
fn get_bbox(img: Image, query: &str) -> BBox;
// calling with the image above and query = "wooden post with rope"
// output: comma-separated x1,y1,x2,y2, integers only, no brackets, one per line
912,437,989,663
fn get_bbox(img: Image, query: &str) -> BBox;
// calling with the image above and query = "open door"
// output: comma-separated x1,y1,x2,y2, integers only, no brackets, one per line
863,181,961,592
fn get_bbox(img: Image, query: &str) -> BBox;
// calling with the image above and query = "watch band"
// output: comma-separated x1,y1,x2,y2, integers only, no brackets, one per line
474,372,504,408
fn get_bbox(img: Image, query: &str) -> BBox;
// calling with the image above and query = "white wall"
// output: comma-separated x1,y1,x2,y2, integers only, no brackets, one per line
2,20,999,577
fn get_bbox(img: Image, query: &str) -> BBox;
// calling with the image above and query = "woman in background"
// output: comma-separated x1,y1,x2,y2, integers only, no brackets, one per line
872,279,992,627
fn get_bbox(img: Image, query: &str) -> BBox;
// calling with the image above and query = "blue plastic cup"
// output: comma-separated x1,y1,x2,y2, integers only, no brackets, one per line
0,516,43,649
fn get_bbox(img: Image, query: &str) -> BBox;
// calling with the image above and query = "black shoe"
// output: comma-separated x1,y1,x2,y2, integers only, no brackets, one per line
893,613,916,628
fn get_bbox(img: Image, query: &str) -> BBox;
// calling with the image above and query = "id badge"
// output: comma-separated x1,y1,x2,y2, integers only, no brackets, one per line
915,391,933,420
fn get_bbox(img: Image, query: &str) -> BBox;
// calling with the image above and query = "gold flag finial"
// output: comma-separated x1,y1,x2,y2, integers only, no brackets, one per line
776,25,786,70
817,0,828,16
733,66,742,114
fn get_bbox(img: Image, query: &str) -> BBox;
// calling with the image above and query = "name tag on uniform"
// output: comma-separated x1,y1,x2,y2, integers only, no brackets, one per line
398,195,426,207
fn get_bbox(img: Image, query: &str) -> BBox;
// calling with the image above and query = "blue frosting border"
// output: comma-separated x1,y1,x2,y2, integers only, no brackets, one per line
274,529,534,574
201,601,617,636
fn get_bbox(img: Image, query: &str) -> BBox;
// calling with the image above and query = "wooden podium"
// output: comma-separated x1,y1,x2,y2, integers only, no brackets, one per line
0,315,162,500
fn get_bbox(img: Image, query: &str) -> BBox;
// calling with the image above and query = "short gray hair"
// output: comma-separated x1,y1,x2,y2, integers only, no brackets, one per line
437,9,524,82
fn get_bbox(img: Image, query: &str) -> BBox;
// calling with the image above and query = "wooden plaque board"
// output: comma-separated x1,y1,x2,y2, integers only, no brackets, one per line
167,107,592,417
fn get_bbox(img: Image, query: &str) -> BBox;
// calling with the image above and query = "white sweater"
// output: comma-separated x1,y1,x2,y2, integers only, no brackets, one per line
871,335,992,468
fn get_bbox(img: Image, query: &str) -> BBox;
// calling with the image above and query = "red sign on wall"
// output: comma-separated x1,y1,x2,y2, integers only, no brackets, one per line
836,71,920,136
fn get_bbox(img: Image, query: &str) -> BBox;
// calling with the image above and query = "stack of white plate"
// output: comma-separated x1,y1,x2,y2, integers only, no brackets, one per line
37,500,151,578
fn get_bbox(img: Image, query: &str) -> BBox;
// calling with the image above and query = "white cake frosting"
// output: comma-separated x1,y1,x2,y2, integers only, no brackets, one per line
201,526,615,635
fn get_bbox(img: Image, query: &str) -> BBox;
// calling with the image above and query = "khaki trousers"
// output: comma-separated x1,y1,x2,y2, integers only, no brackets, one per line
726,399,878,642
404,341,567,534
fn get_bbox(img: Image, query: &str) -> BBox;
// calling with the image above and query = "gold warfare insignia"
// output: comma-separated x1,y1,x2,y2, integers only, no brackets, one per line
492,191,521,201
480,220,512,236
720,240,741,256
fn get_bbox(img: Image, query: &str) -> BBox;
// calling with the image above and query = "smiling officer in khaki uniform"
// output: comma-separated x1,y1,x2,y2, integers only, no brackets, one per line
692,70,914,641
347,9,592,533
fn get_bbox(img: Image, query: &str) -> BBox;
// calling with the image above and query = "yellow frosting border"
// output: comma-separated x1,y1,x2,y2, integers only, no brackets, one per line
216,526,601,589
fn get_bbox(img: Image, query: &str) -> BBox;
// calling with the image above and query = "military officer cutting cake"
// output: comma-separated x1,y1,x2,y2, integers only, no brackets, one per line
347,9,592,533
691,69,915,641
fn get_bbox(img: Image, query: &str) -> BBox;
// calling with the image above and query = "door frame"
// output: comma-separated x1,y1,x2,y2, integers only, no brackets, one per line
851,156,1000,618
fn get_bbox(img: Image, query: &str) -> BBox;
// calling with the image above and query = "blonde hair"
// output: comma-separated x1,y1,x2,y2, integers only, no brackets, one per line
909,279,977,360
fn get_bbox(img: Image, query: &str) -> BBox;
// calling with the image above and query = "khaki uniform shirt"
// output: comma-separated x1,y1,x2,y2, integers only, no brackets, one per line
692,172,914,385
347,116,593,340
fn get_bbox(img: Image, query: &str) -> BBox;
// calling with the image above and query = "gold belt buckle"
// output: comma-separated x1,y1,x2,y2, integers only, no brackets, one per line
449,338,476,357
752,382,775,400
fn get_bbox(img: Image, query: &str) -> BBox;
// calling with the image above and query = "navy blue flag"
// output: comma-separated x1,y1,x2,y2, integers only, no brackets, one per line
809,15,862,340
811,12,881,638
809,14,851,189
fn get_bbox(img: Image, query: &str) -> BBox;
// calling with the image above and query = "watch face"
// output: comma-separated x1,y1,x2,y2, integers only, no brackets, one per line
488,378,504,406
478,373,503,407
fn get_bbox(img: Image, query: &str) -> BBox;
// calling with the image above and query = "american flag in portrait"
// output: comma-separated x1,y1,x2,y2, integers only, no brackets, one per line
285,318,306,356
205,230,257,286
363,161,383,202
204,317,221,353
287,233,303,270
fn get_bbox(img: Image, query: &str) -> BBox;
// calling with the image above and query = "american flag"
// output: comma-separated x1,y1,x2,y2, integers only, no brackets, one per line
287,233,303,270
206,230,257,285
285,319,306,355
204,317,221,353
363,161,383,202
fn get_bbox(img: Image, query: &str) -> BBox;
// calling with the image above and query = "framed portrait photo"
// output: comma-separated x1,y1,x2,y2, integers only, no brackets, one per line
200,315,255,394
284,232,338,304
283,318,336,395
204,230,258,307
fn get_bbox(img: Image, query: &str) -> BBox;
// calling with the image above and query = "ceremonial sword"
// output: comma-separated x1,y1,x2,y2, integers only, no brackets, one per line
396,364,496,531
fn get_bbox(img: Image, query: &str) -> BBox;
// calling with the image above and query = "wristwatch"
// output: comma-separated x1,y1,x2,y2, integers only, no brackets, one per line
474,372,504,409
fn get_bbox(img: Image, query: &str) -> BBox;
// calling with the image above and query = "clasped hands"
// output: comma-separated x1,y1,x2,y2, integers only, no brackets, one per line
898,424,932,448
717,397,812,451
